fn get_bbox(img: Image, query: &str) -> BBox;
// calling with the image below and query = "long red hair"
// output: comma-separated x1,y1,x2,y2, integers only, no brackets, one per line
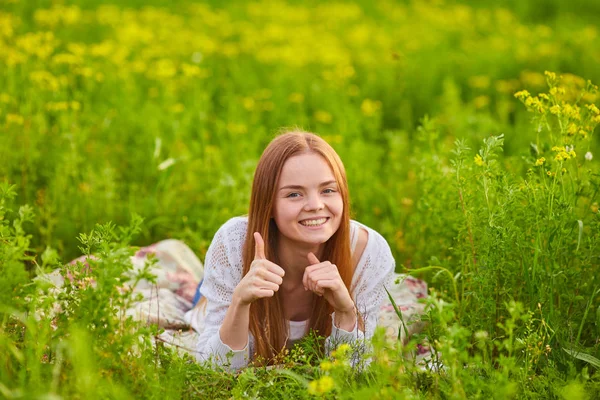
243,130,353,363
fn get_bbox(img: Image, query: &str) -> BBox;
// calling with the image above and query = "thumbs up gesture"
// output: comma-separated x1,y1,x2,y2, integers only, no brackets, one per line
303,253,355,318
232,232,286,306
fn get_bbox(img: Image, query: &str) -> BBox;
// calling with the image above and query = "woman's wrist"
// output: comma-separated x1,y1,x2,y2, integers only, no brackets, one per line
220,293,252,350
333,306,357,331
231,288,252,308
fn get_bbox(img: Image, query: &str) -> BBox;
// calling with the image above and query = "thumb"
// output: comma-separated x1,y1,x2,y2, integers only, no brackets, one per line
254,232,266,260
307,252,320,265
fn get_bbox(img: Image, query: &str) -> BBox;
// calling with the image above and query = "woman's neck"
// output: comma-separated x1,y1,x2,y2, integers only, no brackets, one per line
276,236,325,288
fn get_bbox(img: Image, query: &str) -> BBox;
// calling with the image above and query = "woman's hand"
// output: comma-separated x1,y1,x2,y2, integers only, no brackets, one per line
232,232,285,306
303,253,356,322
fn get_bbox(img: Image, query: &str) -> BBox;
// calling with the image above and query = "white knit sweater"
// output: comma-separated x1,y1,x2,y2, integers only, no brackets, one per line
195,216,395,370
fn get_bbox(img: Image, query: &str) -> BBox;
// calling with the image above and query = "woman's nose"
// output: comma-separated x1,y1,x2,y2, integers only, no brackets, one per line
304,192,324,210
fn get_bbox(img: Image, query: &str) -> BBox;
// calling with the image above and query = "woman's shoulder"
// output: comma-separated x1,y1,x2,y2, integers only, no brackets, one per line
350,220,394,268
205,216,249,268
210,216,248,252
350,220,390,250
219,215,249,233
349,220,395,285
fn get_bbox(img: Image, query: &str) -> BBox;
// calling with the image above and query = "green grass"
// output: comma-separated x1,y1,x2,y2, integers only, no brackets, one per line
1,0,600,398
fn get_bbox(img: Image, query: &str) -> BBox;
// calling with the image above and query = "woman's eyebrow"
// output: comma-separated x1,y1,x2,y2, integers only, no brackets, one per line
279,180,337,191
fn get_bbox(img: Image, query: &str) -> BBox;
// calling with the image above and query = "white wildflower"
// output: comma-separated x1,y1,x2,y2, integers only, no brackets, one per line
191,52,203,64
158,158,176,171
585,152,593,161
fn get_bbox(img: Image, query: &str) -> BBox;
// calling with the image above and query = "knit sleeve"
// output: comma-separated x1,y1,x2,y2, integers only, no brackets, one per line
195,217,253,371
325,227,395,351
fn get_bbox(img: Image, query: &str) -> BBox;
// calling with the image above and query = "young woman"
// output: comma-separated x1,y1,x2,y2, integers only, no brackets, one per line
194,130,395,370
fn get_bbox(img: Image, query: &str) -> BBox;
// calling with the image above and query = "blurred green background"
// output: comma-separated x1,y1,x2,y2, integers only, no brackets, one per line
1,0,599,263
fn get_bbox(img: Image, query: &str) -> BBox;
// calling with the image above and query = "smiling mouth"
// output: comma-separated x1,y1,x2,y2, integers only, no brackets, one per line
299,217,329,227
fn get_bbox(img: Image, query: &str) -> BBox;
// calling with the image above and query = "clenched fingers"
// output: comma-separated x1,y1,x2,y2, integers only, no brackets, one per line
303,261,337,291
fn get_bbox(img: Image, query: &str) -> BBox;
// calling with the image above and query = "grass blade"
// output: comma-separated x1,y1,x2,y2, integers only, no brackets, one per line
562,348,600,369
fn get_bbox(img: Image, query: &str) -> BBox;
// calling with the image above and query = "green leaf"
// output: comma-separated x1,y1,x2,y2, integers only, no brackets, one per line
384,286,409,342
562,348,600,369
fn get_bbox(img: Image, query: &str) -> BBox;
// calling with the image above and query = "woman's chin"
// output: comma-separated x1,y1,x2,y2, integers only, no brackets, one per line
298,230,335,245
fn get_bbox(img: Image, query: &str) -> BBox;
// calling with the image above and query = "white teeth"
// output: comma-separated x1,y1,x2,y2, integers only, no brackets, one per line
300,218,327,226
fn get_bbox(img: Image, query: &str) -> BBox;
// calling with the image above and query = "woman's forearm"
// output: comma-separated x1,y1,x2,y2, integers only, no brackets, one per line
219,295,251,350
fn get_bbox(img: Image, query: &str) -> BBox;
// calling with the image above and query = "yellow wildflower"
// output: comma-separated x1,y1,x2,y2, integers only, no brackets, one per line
227,122,247,134
562,104,581,120
242,97,255,111
76,67,94,78
333,343,351,359
320,361,333,371
67,43,86,56
591,202,599,214
89,41,113,57
337,343,351,353
0,93,12,104
569,150,576,158
6,114,24,125
288,93,304,103
473,95,490,109
587,104,600,115
567,123,578,135
474,154,485,166
170,103,185,113
535,157,545,166
524,96,545,113
549,105,561,114
554,151,572,161
314,110,332,124
153,59,176,79
323,134,343,144
308,376,335,395
361,99,382,117
514,90,530,100
46,101,70,112
544,71,557,83
30,70,60,91
52,53,81,65
181,63,204,78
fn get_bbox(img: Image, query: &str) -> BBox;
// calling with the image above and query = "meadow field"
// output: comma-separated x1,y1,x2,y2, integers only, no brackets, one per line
1,0,600,398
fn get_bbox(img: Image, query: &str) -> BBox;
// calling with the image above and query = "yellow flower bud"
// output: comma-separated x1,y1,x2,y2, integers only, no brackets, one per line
474,154,485,166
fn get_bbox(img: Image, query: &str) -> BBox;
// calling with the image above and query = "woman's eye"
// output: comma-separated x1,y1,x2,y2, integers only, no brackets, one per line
286,192,301,198
323,188,336,194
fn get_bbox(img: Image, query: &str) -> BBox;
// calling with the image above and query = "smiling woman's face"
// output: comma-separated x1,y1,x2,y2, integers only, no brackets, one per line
273,152,343,247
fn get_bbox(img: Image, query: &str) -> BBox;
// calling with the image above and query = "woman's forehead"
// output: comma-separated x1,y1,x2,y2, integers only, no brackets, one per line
278,153,336,186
